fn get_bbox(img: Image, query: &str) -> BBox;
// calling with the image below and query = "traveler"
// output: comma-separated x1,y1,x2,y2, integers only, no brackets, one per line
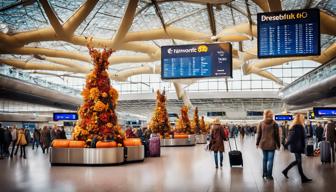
0,125,4,159
14,128,27,159
256,109,280,180
325,120,336,163
3,127,12,157
210,118,225,169
281,121,289,149
60,127,67,139
239,125,245,140
41,126,51,154
32,128,41,150
282,114,312,183
50,125,58,141
24,128,31,146
315,122,324,148
10,126,18,158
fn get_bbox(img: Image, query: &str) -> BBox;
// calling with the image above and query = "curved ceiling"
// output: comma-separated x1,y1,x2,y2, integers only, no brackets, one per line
0,0,335,107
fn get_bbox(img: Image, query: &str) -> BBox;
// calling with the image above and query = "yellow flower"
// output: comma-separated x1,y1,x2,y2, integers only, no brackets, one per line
106,123,113,128
89,88,100,100
93,100,106,112
102,92,108,98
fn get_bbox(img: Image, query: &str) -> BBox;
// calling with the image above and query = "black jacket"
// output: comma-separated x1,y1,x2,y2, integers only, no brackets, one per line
285,124,306,154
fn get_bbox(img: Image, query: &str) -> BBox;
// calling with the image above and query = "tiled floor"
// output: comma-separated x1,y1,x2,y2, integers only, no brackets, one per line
0,136,335,192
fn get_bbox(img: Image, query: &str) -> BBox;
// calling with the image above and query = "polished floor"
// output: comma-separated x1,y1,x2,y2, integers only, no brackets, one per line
0,136,335,192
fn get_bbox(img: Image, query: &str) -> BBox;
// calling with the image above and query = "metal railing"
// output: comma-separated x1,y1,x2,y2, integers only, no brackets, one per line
0,66,81,97
280,58,336,96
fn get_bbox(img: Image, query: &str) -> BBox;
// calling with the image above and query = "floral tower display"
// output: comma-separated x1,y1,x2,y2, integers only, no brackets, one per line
149,90,171,138
177,105,193,134
191,107,201,134
72,44,123,145
200,116,207,133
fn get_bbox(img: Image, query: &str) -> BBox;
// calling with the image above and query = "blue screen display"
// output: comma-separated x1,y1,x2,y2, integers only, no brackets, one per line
257,9,320,58
275,115,293,121
313,108,336,117
161,43,232,79
53,113,78,121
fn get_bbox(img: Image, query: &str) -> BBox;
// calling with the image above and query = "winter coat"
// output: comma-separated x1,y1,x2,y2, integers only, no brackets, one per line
325,122,336,142
210,124,225,152
285,124,306,154
4,128,12,144
41,129,51,147
315,126,324,141
33,130,41,140
256,120,280,150
17,130,28,146
0,128,4,144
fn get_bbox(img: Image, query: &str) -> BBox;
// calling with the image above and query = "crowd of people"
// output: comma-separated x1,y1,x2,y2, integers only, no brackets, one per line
0,124,67,159
209,110,336,184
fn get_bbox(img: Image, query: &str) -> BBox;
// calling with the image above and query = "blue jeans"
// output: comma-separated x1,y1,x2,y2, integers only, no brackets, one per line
262,150,275,177
214,151,223,167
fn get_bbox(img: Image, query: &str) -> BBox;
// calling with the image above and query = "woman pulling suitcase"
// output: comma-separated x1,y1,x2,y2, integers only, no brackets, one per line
210,118,225,168
282,113,312,183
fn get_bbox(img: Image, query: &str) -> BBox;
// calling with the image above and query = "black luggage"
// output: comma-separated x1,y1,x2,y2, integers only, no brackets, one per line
320,141,331,163
228,136,243,167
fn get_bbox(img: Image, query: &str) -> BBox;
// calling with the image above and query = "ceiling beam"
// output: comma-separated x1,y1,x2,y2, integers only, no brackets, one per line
252,0,282,12
207,3,217,36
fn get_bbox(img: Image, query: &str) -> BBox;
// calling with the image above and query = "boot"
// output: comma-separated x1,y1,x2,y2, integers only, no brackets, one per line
298,162,312,183
282,161,297,179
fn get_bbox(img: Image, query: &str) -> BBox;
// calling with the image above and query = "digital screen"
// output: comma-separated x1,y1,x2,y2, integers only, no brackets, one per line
53,113,78,121
161,43,232,79
207,112,226,116
275,115,293,121
247,111,263,116
257,8,320,58
308,111,315,119
313,107,336,117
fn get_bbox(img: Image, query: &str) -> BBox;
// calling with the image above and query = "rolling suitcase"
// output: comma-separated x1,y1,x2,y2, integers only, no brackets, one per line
306,138,314,156
228,136,243,167
149,136,160,157
320,141,331,163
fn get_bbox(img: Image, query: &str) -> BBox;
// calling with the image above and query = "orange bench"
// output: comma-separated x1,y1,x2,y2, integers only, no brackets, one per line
96,141,117,148
123,138,142,146
52,139,70,148
68,140,85,148
174,134,188,139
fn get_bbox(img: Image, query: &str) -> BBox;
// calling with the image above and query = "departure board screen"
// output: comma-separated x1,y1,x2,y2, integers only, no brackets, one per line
161,43,232,79
257,8,320,58
313,107,336,117
275,115,293,121
53,113,78,121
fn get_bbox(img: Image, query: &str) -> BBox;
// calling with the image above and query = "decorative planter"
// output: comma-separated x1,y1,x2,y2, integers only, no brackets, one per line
125,145,145,162
195,134,207,144
50,147,124,165
160,134,196,147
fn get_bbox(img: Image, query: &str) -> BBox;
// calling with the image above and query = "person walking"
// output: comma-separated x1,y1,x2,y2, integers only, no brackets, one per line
41,126,51,154
256,109,280,180
315,122,324,149
281,121,289,149
3,127,12,157
10,126,18,158
24,128,31,146
282,114,312,183
239,125,245,140
325,120,336,163
0,126,4,159
32,128,41,150
14,128,27,159
210,118,225,169
59,127,66,139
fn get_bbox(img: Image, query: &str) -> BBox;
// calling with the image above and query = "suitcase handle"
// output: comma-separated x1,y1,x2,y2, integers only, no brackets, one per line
228,135,239,151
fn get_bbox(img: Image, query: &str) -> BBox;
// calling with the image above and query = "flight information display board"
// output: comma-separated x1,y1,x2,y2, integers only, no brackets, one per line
161,43,232,79
313,107,336,117
275,115,293,121
53,113,78,121
257,8,320,58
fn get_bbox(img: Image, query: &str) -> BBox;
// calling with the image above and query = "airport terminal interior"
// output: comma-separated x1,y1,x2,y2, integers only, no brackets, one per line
0,0,336,191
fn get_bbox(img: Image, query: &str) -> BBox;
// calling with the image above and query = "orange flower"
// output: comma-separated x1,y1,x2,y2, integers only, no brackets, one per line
109,87,119,100
93,100,106,112
89,88,99,100
106,123,113,128
101,92,108,98
81,88,90,100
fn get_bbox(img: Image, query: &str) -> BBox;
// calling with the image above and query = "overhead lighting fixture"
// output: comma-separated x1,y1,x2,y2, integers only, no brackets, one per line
0,23,9,34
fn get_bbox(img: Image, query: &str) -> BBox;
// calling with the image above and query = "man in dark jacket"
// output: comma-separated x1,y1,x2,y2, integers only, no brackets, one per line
32,128,41,150
315,122,324,148
0,125,4,159
325,120,336,163
3,127,12,157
